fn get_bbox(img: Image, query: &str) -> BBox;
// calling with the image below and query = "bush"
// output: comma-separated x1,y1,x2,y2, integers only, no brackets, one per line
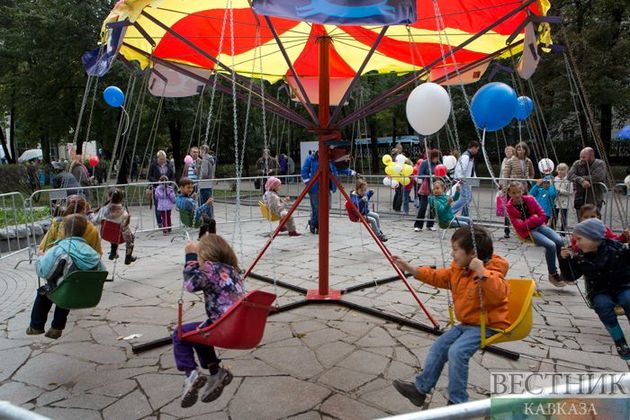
0,164,29,194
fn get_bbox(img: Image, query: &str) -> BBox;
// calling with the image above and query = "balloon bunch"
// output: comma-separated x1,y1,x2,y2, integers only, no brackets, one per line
382,154,413,188
470,82,535,132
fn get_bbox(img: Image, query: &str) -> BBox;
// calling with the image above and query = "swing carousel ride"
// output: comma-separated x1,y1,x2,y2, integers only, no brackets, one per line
89,0,564,359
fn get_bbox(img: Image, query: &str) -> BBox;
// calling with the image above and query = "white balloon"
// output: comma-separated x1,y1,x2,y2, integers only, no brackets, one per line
395,154,407,164
442,155,457,170
406,82,452,135
391,180,400,189
538,158,555,174
383,177,392,186
393,163,403,174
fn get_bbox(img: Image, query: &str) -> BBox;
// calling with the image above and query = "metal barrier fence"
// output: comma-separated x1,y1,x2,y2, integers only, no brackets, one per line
0,191,33,261
4,174,627,263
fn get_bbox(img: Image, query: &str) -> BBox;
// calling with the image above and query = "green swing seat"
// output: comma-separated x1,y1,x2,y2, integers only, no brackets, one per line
47,270,110,310
179,209,201,228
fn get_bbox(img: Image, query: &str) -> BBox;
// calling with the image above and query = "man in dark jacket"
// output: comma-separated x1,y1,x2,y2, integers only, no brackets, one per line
567,147,606,216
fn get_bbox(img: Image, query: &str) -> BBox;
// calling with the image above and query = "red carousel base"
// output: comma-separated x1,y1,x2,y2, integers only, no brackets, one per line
306,289,342,300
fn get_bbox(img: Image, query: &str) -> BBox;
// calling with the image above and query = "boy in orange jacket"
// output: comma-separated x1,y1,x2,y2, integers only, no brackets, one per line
392,226,510,406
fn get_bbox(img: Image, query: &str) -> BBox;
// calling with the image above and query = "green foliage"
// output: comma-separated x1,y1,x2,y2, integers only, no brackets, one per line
0,206,50,228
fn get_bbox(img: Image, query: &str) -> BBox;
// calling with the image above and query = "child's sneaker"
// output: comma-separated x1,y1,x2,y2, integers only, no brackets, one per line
615,341,630,360
393,379,427,407
614,305,625,316
26,326,44,335
180,369,207,408
414,227,421,232
288,231,301,237
379,234,388,243
45,328,62,339
201,367,233,403
427,226,436,232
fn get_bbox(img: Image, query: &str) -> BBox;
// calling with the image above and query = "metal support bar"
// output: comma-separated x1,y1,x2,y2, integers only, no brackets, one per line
248,272,309,294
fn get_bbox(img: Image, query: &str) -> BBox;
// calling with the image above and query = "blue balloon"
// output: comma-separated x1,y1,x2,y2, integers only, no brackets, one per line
514,96,534,121
470,82,518,132
103,86,125,108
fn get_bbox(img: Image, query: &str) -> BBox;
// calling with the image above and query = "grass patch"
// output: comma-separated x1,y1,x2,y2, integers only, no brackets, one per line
0,207,50,228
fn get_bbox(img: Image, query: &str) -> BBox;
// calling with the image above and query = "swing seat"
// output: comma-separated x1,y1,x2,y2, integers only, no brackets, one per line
481,278,536,348
344,201,360,222
179,209,201,228
100,220,125,244
47,270,110,310
179,290,276,349
258,201,280,222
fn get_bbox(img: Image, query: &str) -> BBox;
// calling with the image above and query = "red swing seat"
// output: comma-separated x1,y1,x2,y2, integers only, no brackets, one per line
345,201,360,223
100,220,125,244
178,290,276,349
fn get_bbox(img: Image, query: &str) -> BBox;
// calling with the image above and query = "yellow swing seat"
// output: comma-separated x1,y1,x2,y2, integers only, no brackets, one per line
480,278,536,349
258,201,280,222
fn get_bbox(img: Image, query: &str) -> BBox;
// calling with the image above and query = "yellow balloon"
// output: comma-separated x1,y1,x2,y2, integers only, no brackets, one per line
391,176,402,183
401,177,411,186
382,154,392,165
401,164,413,177
385,164,397,176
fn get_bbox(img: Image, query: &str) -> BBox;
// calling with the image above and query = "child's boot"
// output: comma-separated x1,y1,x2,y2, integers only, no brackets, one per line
45,328,62,339
288,230,301,237
607,325,630,360
125,247,137,265
108,244,118,260
393,379,426,407
26,326,44,335
201,366,233,403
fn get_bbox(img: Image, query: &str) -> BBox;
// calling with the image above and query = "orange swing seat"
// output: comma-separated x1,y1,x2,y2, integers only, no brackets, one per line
177,290,276,349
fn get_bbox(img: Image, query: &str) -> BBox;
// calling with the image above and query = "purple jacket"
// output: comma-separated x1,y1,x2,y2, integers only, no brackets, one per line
154,184,176,211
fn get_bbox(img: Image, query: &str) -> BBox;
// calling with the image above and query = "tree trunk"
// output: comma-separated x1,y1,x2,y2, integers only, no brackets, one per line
8,106,17,163
391,114,397,147
599,103,611,157
169,118,183,178
0,127,12,164
369,120,378,173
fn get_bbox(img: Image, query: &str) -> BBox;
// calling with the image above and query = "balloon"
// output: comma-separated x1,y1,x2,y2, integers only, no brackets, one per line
538,158,555,174
514,96,534,121
395,154,407,164
88,155,99,167
442,155,457,171
103,86,125,108
393,163,403,174
470,82,518,131
391,180,399,189
435,164,448,177
383,177,392,186
382,154,392,165
184,155,193,165
385,164,397,176
406,82,452,135
401,164,413,177
400,177,411,186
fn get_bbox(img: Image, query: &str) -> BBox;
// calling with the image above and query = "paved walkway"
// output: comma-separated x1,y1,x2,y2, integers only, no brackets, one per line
1,202,629,419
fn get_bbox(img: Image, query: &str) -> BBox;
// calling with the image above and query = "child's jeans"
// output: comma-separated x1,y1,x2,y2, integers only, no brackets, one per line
415,324,486,404
172,321,221,373
30,293,70,331
592,289,630,329
530,225,564,274
450,216,472,227
365,211,383,236
450,183,472,217
160,210,172,232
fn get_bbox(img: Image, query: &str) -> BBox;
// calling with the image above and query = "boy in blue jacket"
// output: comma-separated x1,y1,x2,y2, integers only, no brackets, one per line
529,175,557,222
26,214,104,339
350,178,387,242
176,177,214,226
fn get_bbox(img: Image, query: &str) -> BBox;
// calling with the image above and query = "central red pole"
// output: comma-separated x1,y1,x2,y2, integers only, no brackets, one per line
307,35,340,300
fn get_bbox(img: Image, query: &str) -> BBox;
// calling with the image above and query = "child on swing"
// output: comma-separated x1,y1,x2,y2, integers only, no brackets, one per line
176,177,214,228
559,218,630,359
27,214,105,339
90,188,137,265
569,204,629,252
392,226,509,406
505,181,565,287
173,234,244,408
429,180,471,228
262,176,301,236
350,178,387,242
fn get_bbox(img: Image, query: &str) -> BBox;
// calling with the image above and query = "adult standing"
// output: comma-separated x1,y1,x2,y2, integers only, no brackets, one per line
198,145,217,218
182,146,201,184
391,146,403,212
301,150,355,234
70,155,92,200
414,149,440,232
255,148,279,192
148,150,175,227
502,141,535,192
450,141,480,217
51,162,81,197
567,147,607,216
